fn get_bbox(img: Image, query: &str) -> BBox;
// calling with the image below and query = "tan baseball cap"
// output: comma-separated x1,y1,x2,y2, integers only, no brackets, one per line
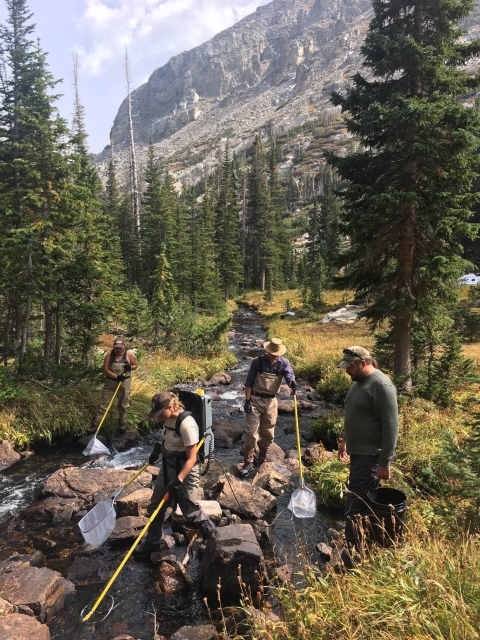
337,346,372,368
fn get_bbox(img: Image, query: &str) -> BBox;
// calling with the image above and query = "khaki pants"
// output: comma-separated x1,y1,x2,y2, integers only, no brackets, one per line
93,378,131,427
244,395,278,463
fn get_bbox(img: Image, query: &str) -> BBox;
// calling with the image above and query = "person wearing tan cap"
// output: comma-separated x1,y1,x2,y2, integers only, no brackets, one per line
337,346,399,552
88,337,137,434
240,338,296,477
133,391,215,560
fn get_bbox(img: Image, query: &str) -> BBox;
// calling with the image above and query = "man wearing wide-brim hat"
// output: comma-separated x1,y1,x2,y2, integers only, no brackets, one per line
240,338,296,477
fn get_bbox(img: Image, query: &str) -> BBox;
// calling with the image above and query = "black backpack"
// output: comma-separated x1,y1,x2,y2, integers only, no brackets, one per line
170,390,214,464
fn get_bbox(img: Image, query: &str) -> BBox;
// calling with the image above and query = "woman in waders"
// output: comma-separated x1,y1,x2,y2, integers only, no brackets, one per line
241,338,297,477
88,337,137,434
133,391,215,560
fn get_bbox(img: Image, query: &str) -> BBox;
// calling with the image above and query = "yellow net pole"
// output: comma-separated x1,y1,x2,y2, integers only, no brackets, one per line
93,381,123,438
293,394,305,489
82,438,205,623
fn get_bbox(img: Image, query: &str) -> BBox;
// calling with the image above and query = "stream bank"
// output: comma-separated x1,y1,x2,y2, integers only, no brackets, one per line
0,306,343,639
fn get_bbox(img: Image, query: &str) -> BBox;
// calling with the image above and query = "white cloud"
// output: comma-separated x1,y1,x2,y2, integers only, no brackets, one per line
76,0,269,81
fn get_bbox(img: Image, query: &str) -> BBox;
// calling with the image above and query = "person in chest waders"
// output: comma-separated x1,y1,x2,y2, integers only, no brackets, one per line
133,392,215,560
240,338,297,477
88,337,137,434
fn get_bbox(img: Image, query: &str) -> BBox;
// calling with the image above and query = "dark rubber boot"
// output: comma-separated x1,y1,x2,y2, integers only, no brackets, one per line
239,462,254,478
133,542,160,560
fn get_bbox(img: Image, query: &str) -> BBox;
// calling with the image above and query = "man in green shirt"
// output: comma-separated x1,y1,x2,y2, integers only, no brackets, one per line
337,346,399,551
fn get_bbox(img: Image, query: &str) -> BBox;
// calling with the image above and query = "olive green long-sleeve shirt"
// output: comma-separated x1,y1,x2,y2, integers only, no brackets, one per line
344,369,399,468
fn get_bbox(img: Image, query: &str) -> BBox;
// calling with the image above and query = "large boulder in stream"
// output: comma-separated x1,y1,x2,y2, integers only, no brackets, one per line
205,372,232,386
0,441,20,472
42,467,152,507
212,419,244,448
214,474,276,519
22,496,84,524
199,524,266,595
0,564,74,623
109,516,149,543
0,613,50,639
115,488,153,517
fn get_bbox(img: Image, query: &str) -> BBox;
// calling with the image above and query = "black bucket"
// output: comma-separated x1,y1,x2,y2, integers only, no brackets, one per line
367,487,407,547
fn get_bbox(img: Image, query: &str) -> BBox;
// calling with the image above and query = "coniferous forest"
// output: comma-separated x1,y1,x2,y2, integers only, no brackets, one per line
1,0,480,638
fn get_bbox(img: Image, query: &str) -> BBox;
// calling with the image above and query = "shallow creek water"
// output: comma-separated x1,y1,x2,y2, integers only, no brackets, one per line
0,307,342,639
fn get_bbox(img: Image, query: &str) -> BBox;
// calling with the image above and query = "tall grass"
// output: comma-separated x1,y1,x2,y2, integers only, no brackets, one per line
0,348,236,446
265,531,480,640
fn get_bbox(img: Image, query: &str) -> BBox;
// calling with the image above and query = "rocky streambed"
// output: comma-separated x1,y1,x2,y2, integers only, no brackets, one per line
0,307,345,640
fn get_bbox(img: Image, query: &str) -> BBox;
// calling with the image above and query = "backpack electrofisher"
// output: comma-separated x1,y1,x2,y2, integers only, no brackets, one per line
175,389,214,465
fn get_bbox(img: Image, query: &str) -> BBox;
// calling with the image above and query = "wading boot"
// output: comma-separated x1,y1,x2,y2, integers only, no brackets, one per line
133,541,160,561
118,422,127,434
238,462,254,478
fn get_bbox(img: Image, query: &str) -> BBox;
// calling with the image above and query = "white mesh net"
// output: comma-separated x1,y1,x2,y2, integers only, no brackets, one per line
288,486,317,518
83,437,111,457
79,499,117,546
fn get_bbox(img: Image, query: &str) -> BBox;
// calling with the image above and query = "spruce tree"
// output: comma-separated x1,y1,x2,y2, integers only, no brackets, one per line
214,143,242,299
141,143,163,296
326,0,480,385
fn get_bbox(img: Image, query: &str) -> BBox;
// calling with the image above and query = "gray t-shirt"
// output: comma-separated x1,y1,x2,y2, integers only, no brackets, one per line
163,415,199,452
344,369,399,468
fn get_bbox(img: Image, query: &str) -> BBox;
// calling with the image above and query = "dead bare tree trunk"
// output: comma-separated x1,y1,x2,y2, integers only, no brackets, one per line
125,48,141,251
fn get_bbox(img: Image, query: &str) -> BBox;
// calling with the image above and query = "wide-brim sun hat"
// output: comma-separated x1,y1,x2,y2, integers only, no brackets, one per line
263,338,287,356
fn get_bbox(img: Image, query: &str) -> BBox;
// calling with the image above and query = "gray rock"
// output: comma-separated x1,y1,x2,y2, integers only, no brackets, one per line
326,528,340,541
215,474,276,519
252,463,294,496
0,441,20,472
22,496,83,524
307,392,321,402
42,467,152,507
66,557,114,586
277,400,317,414
198,524,266,595
0,613,50,639
212,420,244,448
304,444,334,465
115,488,153,517
109,516,148,543
205,372,232,386
0,565,73,623
264,442,286,462
173,500,222,525
316,542,333,561
170,624,217,640
109,430,141,452
275,563,294,583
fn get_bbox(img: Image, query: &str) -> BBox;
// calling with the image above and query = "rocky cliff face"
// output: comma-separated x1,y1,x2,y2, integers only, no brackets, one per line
96,0,480,185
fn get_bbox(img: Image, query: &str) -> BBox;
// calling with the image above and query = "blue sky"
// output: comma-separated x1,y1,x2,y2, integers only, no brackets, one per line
0,0,269,153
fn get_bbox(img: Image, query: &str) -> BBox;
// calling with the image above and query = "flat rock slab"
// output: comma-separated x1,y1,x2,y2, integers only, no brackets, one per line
0,551,45,575
22,496,83,524
199,524,266,595
0,613,50,639
216,474,276,519
0,565,73,623
42,467,152,507
212,420,244,449
173,500,222,525
109,516,148,543
0,441,20,472
115,488,153,517
170,624,217,640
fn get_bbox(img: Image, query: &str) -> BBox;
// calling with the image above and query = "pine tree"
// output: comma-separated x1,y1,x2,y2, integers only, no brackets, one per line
0,1,71,370
326,0,480,385
141,143,163,296
214,143,242,299
150,243,177,344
